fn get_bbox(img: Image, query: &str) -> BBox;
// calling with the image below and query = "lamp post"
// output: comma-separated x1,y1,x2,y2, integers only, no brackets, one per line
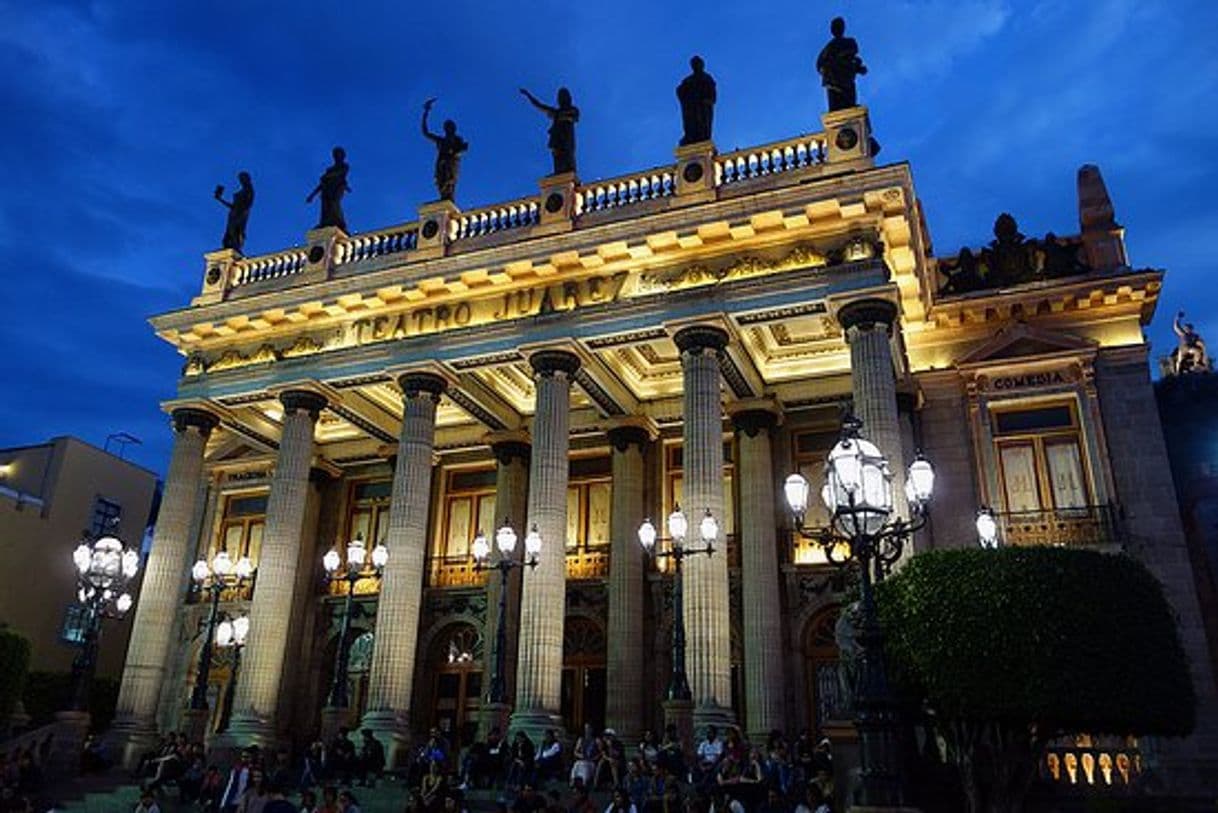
782,414,934,807
189,551,254,711
323,535,388,708
214,614,249,732
472,522,540,705
69,525,140,712
636,505,717,702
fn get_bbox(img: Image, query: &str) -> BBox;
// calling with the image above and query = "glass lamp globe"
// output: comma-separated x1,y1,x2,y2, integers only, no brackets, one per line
234,556,254,581
906,454,935,507
322,548,341,574
524,525,542,557
116,593,133,614
496,523,518,555
784,473,810,517
121,549,140,579
191,559,211,584
471,531,490,563
637,519,658,552
699,510,718,545
371,543,389,570
667,507,688,542
212,550,234,578
216,619,234,647
346,536,367,569
96,536,122,580
233,614,250,644
976,508,1000,549
73,543,92,575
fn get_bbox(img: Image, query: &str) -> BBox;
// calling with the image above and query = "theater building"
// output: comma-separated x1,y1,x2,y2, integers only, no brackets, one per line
110,104,1217,792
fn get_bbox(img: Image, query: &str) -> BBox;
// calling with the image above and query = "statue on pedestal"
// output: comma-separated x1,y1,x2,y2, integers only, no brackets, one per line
677,55,717,145
1172,311,1210,375
816,16,867,112
520,87,580,176
214,172,254,253
421,98,468,202
306,147,350,231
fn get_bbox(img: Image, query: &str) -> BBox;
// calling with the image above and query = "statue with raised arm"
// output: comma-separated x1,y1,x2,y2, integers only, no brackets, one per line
520,86,580,176
677,55,717,145
421,98,468,202
213,171,254,253
1172,310,1210,375
816,16,868,112
306,146,350,231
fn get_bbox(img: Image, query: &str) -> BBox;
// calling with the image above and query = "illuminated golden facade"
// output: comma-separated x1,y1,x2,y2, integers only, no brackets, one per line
109,106,1216,793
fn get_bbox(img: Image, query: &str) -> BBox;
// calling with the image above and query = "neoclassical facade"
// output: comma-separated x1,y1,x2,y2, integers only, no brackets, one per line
111,106,1217,793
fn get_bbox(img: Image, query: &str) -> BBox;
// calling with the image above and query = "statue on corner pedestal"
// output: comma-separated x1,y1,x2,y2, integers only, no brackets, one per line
520,86,580,176
421,98,469,202
816,16,867,112
214,171,254,253
1172,311,1210,375
677,55,717,146
306,146,351,232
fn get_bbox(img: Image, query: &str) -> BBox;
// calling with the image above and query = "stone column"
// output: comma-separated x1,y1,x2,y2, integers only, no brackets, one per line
511,350,580,741
361,372,446,767
730,403,786,742
605,420,652,742
111,408,217,767
839,300,908,516
478,432,530,738
227,389,326,748
672,325,734,731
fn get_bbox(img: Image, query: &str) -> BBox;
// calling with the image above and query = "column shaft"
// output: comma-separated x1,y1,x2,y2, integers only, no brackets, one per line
511,350,579,740
362,373,445,764
605,425,650,741
734,408,786,741
112,408,216,765
228,389,325,746
674,326,733,730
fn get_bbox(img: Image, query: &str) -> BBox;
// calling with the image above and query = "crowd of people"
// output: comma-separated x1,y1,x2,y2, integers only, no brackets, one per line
0,744,43,813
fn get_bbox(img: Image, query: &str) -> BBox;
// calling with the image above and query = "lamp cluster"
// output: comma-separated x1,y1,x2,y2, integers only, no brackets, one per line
73,531,140,617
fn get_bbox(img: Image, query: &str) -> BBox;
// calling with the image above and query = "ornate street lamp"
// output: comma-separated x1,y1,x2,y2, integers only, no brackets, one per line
189,551,254,712
976,507,1001,548
323,535,388,708
69,524,140,711
783,414,934,807
637,505,718,701
214,613,249,732
472,521,540,705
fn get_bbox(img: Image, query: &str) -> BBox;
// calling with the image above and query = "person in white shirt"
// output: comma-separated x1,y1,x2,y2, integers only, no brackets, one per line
536,728,563,784
695,725,723,788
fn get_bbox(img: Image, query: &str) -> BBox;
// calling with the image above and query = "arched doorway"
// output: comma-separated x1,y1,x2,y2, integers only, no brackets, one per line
561,616,606,734
804,606,847,731
428,623,483,750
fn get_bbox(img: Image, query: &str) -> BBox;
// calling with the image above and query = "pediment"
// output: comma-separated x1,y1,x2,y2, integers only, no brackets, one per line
957,321,1097,367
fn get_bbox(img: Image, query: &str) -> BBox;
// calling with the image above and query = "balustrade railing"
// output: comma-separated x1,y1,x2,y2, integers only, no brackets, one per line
1042,738,1141,790
996,504,1122,548
335,225,418,265
450,198,541,241
231,248,309,287
428,555,487,588
565,548,610,580
575,168,676,215
715,134,826,187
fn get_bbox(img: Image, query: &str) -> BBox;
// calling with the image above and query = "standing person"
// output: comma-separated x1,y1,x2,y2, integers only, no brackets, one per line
420,759,446,813
358,730,385,787
301,742,326,790
238,771,269,813
220,752,251,813
694,727,723,790
507,731,535,791
657,726,685,782
625,760,649,812
637,731,660,771
594,730,624,790
328,728,356,785
570,724,599,789
535,729,563,786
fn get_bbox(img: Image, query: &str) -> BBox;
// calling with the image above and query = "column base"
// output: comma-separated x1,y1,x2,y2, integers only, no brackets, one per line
692,701,734,736
361,709,412,771
477,702,512,741
181,707,210,745
662,698,695,755
107,715,161,771
320,705,356,743
508,707,564,748
219,712,282,756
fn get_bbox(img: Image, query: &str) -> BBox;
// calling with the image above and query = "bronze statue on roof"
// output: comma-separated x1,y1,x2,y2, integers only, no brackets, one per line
677,55,717,145
214,172,254,253
816,17,867,112
421,98,469,202
307,147,350,231
520,86,580,176
1172,311,1211,375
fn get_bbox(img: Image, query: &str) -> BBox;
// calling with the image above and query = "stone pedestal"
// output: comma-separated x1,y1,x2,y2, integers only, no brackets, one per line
674,141,716,203
362,371,446,769
111,407,217,768
537,172,578,233
820,106,875,167
511,350,580,744
181,707,210,745
193,248,239,306
415,200,460,259
303,225,347,276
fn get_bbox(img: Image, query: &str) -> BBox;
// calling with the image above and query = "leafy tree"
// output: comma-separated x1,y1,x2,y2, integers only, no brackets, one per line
877,547,1194,813
0,625,31,724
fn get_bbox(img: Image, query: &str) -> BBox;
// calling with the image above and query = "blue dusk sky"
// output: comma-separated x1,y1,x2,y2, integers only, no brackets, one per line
2,1,1216,475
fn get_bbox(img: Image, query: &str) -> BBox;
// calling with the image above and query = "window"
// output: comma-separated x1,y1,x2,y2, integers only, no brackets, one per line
346,479,393,547
60,604,90,645
91,497,122,535
566,456,612,552
212,492,268,567
662,443,736,567
992,402,1091,514
790,429,842,565
440,468,498,560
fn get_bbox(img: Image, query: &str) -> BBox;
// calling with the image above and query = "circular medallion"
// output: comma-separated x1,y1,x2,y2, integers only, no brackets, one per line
205,266,221,285
835,127,859,151
421,219,440,240
544,192,565,213
683,161,704,184
307,245,326,264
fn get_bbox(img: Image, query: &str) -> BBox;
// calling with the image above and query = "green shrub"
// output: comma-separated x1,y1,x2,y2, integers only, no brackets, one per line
0,626,31,721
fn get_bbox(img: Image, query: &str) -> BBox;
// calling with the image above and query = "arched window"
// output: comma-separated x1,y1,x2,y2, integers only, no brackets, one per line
428,623,483,750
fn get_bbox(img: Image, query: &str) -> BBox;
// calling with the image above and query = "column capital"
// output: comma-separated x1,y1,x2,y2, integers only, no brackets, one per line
727,399,782,438
528,349,581,378
279,388,328,419
836,298,898,333
398,371,449,401
672,324,730,356
606,416,658,452
171,407,220,437
485,430,532,466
